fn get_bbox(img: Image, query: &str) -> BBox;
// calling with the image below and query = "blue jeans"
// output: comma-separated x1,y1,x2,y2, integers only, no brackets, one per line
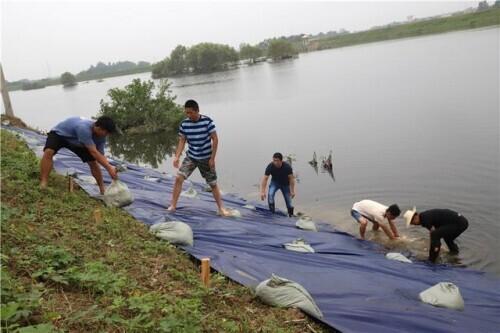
268,180,293,211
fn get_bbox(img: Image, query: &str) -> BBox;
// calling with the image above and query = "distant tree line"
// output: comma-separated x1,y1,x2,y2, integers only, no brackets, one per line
8,61,152,91
7,4,499,91
152,40,298,78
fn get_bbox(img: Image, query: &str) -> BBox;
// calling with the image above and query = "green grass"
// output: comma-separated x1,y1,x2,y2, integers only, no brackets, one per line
313,7,500,51
0,130,333,332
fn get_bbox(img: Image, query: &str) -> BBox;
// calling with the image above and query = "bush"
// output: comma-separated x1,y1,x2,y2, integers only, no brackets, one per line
99,79,184,133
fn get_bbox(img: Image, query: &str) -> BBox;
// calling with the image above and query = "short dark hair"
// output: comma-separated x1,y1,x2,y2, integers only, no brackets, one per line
387,204,401,217
273,152,283,160
184,99,199,111
95,116,117,134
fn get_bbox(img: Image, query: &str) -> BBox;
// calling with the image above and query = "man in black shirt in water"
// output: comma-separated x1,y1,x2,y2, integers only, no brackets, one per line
404,208,469,262
260,152,296,217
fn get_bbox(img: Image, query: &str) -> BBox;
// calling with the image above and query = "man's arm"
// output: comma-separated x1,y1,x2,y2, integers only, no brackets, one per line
288,174,296,198
260,175,269,200
86,145,117,179
173,136,186,168
209,132,218,170
388,219,400,238
379,223,396,240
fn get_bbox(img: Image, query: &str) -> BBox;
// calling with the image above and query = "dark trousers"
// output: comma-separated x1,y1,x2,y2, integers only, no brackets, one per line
429,217,469,262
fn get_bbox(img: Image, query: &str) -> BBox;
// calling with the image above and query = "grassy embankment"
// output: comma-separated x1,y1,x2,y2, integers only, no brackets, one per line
0,129,332,332
313,7,500,51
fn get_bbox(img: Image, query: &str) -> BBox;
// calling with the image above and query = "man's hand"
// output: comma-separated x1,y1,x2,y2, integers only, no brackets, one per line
208,157,215,170
173,157,180,169
260,192,266,201
108,166,118,180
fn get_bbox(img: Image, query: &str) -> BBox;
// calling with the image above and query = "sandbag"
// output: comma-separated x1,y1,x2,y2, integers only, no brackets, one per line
256,274,323,319
76,175,97,184
144,176,161,182
295,216,317,232
181,187,198,199
284,238,315,253
419,282,464,311
103,180,134,207
149,221,194,246
386,252,412,263
242,204,256,210
225,208,241,218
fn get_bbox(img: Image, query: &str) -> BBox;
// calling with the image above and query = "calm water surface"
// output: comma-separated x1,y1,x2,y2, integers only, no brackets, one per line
9,28,500,276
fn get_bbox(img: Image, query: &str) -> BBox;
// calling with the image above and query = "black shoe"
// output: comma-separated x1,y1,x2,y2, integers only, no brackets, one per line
287,207,294,217
269,203,275,214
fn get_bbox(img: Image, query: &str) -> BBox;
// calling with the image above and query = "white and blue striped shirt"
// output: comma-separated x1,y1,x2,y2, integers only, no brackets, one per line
179,115,216,160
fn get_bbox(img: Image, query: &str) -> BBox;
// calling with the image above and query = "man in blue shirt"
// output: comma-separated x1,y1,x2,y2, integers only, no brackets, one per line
260,152,296,217
40,116,118,194
166,100,229,216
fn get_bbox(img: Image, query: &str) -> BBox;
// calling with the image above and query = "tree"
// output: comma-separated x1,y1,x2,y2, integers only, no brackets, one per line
60,72,77,87
267,39,298,60
99,79,184,133
239,44,264,63
166,45,188,75
477,1,489,11
494,0,500,8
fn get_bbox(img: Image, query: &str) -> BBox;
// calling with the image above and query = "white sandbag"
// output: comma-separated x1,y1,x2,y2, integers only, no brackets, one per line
295,216,317,232
386,252,412,263
419,282,464,311
226,208,241,218
149,221,194,246
284,238,315,253
103,180,134,207
181,187,198,199
144,176,161,182
243,204,256,210
76,175,97,184
255,274,323,319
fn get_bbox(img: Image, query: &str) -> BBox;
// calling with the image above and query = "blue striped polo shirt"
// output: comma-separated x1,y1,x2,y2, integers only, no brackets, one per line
179,115,216,160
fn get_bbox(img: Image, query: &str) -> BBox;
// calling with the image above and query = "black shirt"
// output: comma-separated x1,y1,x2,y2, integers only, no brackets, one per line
419,209,464,230
265,162,293,186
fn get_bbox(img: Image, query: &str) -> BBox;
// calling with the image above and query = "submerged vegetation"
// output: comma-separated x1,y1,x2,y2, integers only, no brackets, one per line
0,130,332,332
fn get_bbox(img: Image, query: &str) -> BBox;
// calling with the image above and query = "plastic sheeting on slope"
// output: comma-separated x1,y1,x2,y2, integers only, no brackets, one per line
6,126,500,333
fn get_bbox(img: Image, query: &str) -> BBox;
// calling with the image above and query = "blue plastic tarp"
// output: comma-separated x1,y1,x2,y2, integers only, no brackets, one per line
6,126,500,333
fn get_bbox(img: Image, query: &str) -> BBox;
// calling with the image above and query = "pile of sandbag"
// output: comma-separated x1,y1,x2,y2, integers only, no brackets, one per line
149,221,194,246
103,180,134,207
255,274,323,319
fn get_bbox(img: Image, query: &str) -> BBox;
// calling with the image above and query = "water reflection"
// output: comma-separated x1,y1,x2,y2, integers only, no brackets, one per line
108,130,178,168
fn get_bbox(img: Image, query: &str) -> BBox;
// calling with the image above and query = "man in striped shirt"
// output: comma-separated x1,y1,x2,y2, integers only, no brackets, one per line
166,99,229,216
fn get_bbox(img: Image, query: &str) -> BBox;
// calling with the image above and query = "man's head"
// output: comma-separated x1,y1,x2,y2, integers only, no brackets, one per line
184,99,200,121
403,207,419,227
272,152,283,168
385,204,401,221
93,116,117,137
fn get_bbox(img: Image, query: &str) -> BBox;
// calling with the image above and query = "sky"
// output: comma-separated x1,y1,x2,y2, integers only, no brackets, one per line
1,0,483,81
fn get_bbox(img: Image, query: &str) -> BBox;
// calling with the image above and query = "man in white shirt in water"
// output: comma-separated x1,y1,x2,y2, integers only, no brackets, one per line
351,200,401,240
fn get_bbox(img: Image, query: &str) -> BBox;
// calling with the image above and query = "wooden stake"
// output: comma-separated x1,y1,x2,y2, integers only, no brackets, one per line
68,175,74,192
200,258,210,287
0,64,14,117
93,209,102,223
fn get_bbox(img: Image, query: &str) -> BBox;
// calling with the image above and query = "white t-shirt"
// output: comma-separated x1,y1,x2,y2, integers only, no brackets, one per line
352,200,388,224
